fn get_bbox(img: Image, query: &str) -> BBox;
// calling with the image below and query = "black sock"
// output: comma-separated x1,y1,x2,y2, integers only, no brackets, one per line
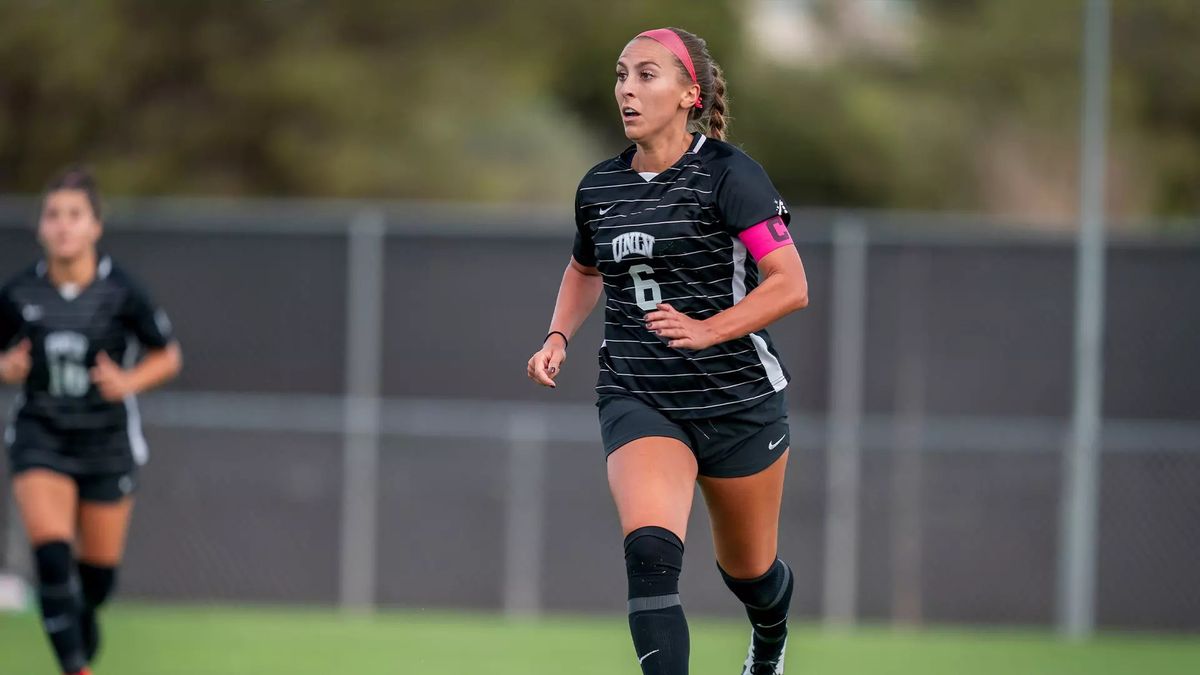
625,526,689,675
34,541,88,673
78,562,117,662
720,558,794,661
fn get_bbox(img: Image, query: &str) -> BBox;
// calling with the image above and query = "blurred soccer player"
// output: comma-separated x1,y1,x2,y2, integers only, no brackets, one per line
527,27,808,675
0,168,182,675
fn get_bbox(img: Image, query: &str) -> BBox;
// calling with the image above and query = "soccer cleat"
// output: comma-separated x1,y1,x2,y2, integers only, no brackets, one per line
740,633,786,675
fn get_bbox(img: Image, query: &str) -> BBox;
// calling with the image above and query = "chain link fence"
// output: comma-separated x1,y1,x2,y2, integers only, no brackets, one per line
1,199,1197,631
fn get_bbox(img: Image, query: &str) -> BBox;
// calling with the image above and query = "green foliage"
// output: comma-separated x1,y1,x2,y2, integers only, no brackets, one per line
0,0,1196,225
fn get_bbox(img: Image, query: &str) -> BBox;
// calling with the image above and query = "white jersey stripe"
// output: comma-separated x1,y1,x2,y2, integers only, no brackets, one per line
597,376,767,395
597,231,726,245
602,363,762,378
580,181,674,190
606,291,732,307
586,202,718,225
605,347,756,361
606,277,736,292
655,389,776,412
595,218,715,231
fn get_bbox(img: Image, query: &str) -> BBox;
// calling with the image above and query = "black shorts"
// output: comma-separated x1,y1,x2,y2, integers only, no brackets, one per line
598,390,790,478
5,415,140,503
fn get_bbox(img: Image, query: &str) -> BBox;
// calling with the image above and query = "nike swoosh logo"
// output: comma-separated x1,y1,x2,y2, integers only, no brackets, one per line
768,433,787,450
599,204,615,215
755,617,787,629
638,649,660,664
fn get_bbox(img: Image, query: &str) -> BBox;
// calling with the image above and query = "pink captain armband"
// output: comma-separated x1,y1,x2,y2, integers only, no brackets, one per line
739,216,794,261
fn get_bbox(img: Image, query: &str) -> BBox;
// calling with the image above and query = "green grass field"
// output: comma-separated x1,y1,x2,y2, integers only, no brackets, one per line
1,604,1197,675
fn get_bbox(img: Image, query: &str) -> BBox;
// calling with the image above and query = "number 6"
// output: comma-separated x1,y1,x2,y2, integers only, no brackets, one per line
629,264,662,311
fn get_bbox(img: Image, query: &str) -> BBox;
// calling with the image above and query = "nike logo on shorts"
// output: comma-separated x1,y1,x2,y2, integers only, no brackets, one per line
768,433,787,451
599,204,616,215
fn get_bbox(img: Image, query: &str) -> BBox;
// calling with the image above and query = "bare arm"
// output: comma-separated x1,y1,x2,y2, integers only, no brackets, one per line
527,257,603,388
0,339,32,385
646,246,808,350
91,342,183,401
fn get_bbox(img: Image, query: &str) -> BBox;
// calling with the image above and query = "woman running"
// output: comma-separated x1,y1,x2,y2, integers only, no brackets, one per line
0,167,182,675
527,27,809,675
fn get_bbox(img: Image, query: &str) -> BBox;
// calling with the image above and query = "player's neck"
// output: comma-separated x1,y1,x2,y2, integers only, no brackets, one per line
632,127,693,174
46,250,98,290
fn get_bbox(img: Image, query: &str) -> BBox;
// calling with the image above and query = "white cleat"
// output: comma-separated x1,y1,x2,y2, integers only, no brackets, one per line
740,633,786,674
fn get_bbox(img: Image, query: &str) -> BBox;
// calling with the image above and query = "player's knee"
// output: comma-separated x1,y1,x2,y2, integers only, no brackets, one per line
78,562,118,609
719,558,793,610
34,541,81,619
624,526,685,608
34,540,74,586
715,554,775,581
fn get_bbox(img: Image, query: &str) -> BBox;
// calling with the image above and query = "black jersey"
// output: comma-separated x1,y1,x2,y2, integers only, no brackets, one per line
573,133,792,419
0,256,173,451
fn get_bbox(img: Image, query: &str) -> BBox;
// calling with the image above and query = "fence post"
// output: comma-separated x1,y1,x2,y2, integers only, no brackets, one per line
339,209,386,612
504,411,548,617
823,218,868,628
1059,0,1111,640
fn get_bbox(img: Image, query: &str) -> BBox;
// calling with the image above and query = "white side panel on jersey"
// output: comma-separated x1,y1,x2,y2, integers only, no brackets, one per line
125,395,150,466
123,337,150,465
3,392,24,447
732,239,787,392
732,239,749,303
750,333,788,392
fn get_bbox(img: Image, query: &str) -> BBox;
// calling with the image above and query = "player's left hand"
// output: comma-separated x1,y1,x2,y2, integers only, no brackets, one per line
644,303,720,351
90,351,135,401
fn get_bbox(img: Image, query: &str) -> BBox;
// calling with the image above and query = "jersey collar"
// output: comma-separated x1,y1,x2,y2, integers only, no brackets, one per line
619,132,707,170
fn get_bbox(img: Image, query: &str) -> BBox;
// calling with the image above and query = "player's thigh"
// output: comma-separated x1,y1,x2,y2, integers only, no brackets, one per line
77,496,136,566
12,468,78,545
698,448,790,578
607,436,698,540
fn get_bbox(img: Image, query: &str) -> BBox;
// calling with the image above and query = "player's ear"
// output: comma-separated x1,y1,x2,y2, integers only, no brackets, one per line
681,83,700,110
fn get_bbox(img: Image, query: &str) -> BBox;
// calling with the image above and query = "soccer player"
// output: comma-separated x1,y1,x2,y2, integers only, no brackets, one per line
0,168,182,675
526,27,809,675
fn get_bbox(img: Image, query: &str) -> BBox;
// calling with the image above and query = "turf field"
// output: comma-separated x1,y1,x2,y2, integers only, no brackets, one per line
1,604,1197,675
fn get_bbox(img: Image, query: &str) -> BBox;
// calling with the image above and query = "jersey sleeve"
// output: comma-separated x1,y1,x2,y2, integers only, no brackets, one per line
121,276,174,349
572,185,598,267
713,152,792,235
0,287,21,348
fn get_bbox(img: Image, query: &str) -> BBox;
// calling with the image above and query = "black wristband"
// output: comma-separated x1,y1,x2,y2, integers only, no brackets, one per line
544,330,568,349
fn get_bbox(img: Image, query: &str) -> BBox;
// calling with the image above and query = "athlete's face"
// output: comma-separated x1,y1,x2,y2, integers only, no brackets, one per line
615,38,699,142
38,189,101,262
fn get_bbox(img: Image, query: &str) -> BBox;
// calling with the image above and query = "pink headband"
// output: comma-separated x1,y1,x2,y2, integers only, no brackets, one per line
636,28,703,109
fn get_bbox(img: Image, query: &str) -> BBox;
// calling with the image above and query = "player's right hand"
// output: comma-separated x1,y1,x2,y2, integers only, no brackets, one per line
527,337,567,389
0,339,32,385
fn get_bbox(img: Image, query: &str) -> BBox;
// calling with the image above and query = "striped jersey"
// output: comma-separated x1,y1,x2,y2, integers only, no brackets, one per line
0,255,173,441
573,133,792,419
